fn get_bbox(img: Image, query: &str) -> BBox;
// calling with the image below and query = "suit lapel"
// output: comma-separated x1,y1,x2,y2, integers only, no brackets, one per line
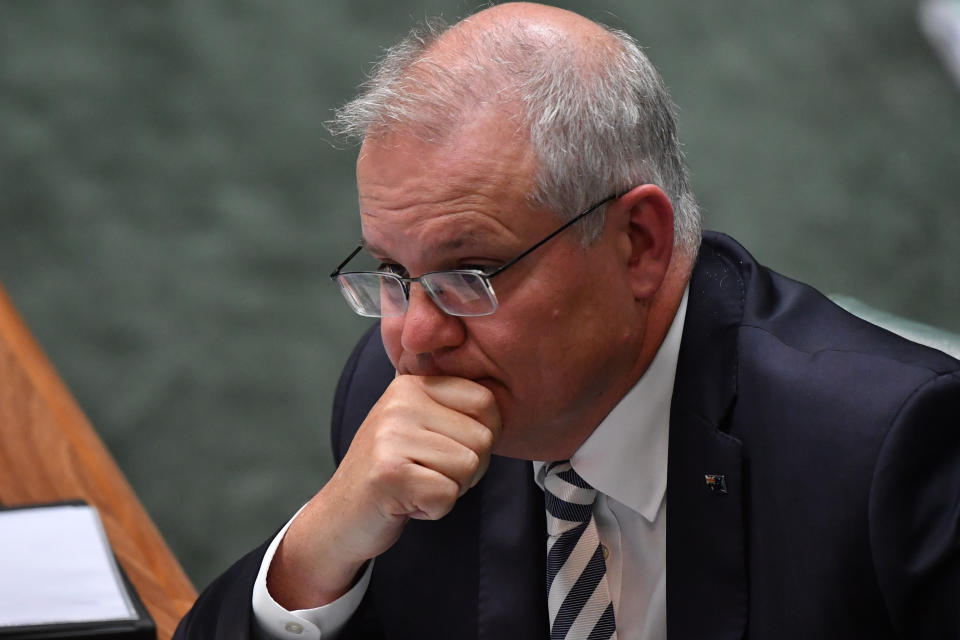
476,454,549,640
666,235,749,639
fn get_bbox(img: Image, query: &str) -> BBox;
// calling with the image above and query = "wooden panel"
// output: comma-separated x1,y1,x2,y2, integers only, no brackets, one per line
0,284,197,640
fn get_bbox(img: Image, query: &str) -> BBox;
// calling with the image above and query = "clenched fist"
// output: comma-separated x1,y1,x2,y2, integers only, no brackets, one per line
266,375,501,610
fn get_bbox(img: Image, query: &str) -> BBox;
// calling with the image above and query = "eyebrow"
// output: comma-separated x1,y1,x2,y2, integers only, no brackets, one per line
361,231,491,260
359,237,386,257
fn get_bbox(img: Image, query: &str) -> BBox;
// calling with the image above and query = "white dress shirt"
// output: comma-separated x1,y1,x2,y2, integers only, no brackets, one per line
253,289,688,640
533,287,687,640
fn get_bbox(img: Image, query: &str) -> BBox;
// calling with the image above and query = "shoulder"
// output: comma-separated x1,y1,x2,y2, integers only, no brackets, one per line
699,231,959,391
694,231,959,474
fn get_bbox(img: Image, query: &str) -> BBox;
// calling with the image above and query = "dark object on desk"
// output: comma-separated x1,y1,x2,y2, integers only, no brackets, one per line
0,502,155,640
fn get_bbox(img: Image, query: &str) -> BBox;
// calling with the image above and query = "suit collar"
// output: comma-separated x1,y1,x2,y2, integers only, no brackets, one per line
673,234,744,428
666,232,749,639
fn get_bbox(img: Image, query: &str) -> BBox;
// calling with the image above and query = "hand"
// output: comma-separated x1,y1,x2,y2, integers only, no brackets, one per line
266,375,501,609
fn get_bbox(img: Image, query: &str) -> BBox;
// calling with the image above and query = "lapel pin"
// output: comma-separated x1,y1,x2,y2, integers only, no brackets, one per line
704,474,728,495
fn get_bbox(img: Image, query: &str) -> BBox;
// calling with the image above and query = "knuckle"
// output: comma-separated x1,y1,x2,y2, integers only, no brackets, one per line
437,478,460,504
376,419,405,443
469,386,496,413
460,448,481,476
391,374,414,389
393,374,424,396
477,385,496,406
416,479,459,519
375,397,406,423
475,425,495,451
368,407,414,442
367,449,407,486
368,456,397,485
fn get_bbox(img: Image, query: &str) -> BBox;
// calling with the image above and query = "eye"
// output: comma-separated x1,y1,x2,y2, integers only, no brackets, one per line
378,262,408,278
458,263,495,274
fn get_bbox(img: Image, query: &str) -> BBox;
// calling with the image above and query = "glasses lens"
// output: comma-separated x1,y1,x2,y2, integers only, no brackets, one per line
421,271,497,316
335,273,407,317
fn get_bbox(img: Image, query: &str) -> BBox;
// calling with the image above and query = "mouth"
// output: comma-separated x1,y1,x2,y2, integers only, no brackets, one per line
398,353,493,382
396,362,500,391
469,375,498,389
398,366,495,385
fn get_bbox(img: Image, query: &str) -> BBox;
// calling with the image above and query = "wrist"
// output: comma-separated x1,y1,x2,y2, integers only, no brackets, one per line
265,504,370,609
266,533,368,609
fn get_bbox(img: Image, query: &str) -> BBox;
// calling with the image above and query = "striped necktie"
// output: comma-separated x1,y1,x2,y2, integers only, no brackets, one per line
543,461,617,640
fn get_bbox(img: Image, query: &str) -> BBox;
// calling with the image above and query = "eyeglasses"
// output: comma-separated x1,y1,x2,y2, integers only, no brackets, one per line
330,192,623,318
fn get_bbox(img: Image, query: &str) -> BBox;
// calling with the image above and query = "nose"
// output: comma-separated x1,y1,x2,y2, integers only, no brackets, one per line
398,284,466,355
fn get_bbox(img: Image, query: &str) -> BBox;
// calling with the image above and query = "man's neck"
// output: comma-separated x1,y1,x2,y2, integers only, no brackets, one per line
544,254,694,460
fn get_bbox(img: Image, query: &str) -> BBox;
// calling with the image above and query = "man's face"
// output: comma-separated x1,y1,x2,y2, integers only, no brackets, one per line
356,116,647,460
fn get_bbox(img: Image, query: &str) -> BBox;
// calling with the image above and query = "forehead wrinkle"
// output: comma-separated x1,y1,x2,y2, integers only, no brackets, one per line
361,162,522,215
356,102,541,264
361,191,497,220
359,132,536,220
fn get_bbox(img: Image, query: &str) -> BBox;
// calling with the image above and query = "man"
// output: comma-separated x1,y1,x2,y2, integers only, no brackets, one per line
175,3,960,639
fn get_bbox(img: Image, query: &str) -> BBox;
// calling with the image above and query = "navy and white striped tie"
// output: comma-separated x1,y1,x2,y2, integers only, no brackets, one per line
543,461,617,640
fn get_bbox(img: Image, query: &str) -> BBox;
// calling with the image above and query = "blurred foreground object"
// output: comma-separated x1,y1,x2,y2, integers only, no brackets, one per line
0,503,155,639
0,283,196,640
831,294,960,359
920,0,960,87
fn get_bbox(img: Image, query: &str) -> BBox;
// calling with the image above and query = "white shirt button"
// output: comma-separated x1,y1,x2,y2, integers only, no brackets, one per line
285,621,304,634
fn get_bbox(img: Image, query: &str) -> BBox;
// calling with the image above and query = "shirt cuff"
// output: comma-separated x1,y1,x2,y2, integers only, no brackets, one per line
252,508,374,640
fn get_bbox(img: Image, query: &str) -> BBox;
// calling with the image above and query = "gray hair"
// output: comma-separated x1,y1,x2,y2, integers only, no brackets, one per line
328,14,701,256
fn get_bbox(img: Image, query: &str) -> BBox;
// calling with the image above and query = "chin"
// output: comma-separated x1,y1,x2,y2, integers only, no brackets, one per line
490,412,548,462
492,435,560,462
491,438,535,460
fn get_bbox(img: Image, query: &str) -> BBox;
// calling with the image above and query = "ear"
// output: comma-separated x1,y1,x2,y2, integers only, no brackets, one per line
612,184,675,300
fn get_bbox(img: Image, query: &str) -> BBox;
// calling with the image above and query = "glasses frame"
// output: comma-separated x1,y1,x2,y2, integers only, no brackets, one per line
330,191,625,317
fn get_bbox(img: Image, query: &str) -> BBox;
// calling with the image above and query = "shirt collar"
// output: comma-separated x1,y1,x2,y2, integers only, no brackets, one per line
534,285,689,522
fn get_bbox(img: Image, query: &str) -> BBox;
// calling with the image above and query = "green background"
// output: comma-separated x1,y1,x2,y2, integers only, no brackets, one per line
1,1,958,590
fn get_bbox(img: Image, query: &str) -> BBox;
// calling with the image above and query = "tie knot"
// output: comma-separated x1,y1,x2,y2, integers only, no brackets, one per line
543,461,597,526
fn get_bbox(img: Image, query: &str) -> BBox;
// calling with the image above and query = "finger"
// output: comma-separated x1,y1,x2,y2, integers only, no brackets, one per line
408,376,502,436
396,427,483,496
370,384,494,456
416,402,497,460
391,461,461,520
405,401,494,489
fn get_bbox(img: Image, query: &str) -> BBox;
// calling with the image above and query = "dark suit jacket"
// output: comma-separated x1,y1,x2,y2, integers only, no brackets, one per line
175,232,960,639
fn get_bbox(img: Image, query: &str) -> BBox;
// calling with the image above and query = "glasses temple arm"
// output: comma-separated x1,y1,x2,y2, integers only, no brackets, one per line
330,245,364,278
487,192,623,278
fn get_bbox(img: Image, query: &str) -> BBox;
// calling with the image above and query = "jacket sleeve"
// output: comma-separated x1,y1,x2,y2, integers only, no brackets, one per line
870,369,960,637
173,536,273,639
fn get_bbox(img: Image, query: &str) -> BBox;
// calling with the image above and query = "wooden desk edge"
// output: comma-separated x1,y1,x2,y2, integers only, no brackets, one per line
0,284,198,639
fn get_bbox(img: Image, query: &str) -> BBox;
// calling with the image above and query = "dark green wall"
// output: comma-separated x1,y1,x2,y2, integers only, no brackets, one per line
2,1,957,589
